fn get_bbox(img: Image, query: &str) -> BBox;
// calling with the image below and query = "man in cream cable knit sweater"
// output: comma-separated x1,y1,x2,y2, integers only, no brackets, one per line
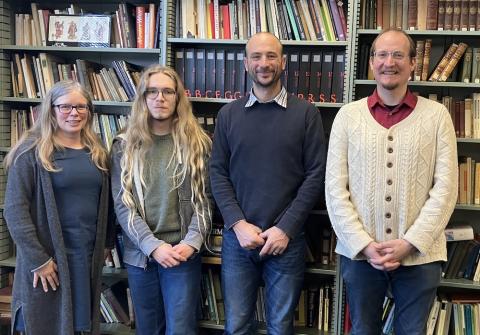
325,28,458,335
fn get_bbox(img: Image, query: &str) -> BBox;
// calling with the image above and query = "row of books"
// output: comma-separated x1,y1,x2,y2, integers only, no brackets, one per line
427,94,480,139
10,53,141,102
99,282,134,328
414,41,480,83
296,284,334,331
442,239,480,281
360,0,480,32
175,47,345,103
458,156,480,206
426,294,480,335
178,0,347,42
15,3,161,49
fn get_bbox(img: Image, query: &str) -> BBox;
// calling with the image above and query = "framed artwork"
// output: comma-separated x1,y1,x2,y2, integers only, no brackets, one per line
47,15,111,47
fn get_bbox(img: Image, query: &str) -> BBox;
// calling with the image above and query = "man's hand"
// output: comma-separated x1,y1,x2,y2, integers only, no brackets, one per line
373,239,415,271
362,241,399,271
33,259,59,292
172,243,195,259
233,220,265,249
259,226,290,257
151,244,187,268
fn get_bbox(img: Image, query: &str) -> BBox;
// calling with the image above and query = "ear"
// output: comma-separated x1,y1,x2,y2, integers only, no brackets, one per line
281,54,286,71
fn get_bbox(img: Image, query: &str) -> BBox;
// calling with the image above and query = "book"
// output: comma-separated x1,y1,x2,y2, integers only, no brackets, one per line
438,42,468,81
445,224,474,241
429,43,459,81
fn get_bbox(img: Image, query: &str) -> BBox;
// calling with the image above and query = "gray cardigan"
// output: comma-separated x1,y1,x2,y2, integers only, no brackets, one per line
4,141,113,335
110,138,212,268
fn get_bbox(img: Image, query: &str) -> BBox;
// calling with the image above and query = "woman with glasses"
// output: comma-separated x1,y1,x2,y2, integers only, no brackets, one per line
4,80,113,335
111,65,212,335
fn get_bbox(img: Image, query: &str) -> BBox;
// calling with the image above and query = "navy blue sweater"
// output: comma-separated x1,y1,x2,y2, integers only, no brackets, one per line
210,94,326,238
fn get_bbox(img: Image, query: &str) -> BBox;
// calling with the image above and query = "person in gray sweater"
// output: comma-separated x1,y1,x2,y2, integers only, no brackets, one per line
111,65,212,335
4,80,113,335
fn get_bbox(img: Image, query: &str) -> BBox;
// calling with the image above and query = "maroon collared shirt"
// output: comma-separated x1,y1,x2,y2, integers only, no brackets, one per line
367,89,418,129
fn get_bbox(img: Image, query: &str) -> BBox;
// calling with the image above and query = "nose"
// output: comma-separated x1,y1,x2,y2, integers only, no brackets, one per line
69,106,80,115
384,55,396,66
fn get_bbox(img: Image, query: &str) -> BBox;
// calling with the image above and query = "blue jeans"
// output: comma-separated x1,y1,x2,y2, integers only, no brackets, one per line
125,255,201,335
221,228,305,335
341,256,441,335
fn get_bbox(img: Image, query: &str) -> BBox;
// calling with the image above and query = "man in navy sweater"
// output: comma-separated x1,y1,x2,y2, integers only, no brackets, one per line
210,32,326,334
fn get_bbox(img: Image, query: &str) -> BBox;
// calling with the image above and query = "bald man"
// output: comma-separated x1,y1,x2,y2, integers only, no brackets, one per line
210,32,326,334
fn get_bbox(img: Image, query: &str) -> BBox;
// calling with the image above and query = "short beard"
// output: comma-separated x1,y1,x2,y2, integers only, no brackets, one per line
251,71,281,88
381,82,399,90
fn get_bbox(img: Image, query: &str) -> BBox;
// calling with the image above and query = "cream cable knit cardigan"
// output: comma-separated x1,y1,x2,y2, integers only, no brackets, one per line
325,96,458,266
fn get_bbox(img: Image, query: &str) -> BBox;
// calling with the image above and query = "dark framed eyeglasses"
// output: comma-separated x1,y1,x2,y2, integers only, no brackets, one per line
53,104,89,114
144,87,177,100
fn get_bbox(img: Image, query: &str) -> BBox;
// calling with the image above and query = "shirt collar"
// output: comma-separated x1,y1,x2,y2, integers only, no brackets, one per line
245,86,288,109
367,89,417,111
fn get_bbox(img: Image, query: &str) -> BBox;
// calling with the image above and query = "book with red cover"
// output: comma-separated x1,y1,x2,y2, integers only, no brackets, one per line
220,5,231,39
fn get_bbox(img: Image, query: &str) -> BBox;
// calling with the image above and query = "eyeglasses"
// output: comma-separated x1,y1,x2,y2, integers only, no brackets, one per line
371,51,407,61
53,104,89,114
144,87,177,100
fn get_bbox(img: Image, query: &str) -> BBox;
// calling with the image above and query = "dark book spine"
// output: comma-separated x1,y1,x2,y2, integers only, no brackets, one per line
184,48,196,97
319,51,334,102
205,50,216,98
331,50,345,103
297,52,311,99
308,52,322,102
287,52,300,95
195,49,206,97
234,51,246,99
215,49,225,99
224,51,236,99
174,48,185,86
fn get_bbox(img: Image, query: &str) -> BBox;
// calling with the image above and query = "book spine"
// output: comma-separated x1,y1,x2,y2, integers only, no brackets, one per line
439,42,468,81
421,39,433,81
429,43,458,81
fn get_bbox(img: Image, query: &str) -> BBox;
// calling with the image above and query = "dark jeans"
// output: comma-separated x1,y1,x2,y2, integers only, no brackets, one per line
221,228,305,335
341,256,441,335
125,255,201,335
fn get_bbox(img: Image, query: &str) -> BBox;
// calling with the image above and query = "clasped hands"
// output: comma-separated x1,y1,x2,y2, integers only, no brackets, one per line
233,219,289,257
362,239,415,271
151,243,195,268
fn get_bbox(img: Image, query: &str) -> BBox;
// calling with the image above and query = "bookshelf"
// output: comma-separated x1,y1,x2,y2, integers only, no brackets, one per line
345,1,480,333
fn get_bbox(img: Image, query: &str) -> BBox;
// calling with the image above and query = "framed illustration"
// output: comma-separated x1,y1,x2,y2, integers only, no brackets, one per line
47,15,111,47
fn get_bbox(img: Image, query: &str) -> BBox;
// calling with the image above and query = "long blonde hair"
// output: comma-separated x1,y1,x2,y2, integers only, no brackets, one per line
120,65,212,241
5,80,108,172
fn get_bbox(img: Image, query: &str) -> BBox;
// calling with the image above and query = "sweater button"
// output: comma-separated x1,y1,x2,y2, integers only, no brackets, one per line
385,196,391,202
386,228,392,234
387,162,393,168
387,147,393,153
388,136,393,141
387,179,393,185
385,213,391,219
